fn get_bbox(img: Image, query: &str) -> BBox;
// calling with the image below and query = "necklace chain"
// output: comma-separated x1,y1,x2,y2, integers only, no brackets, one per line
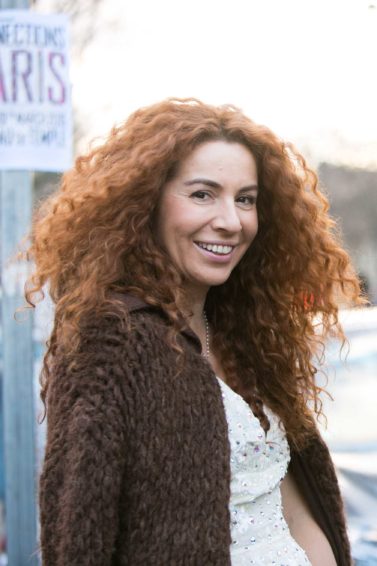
203,310,210,359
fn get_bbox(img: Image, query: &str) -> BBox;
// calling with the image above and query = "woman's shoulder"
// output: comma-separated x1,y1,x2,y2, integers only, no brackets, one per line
47,297,171,419
78,293,169,347
53,293,199,375
49,294,201,403
94,292,201,354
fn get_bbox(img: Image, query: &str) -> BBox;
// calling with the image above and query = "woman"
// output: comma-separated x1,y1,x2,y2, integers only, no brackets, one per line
26,98,361,565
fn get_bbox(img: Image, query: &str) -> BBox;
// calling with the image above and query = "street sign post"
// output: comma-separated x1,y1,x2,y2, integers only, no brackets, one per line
0,168,36,565
0,3,71,564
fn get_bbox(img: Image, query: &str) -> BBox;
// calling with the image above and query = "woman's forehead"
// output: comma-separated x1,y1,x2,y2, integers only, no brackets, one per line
172,140,258,182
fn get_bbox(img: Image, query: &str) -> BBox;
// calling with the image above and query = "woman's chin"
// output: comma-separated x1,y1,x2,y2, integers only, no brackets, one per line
184,274,232,292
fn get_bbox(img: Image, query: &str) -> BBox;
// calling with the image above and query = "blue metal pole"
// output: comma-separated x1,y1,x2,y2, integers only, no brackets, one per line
0,170,38,566
0,2,38,564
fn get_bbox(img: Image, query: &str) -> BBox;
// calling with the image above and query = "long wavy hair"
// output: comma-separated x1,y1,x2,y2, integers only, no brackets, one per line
26,98,361,447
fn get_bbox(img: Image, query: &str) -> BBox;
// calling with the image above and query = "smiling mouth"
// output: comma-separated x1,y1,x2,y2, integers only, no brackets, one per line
195,242,235,255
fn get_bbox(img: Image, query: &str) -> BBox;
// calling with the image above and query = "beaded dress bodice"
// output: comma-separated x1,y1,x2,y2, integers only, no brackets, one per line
217,377,312,566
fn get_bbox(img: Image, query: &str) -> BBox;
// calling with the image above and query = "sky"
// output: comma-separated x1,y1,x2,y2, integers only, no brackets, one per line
36,0,377,168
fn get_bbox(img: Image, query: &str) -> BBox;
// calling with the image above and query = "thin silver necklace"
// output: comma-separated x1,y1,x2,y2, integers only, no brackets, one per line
203,310,210,359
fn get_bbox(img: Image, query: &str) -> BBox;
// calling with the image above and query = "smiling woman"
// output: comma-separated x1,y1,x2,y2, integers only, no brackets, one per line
157,140,259,292
24,98,362,565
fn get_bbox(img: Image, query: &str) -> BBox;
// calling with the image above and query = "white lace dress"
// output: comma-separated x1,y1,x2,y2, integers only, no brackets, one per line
217,377,312,566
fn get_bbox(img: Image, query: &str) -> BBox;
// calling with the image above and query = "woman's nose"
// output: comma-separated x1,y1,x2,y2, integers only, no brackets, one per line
211,201,242,232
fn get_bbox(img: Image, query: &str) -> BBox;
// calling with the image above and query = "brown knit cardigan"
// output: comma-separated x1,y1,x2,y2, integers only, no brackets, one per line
39,295,352,565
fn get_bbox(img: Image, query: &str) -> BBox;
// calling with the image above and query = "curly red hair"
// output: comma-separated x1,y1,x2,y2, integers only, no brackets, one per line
26,98,361,447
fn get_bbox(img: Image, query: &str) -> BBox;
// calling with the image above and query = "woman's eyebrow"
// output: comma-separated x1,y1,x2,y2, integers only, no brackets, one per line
238,185,259,194
184,178,258,192
184,178,221,188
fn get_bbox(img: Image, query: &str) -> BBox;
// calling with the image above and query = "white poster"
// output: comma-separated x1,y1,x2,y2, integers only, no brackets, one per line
0,10,72,172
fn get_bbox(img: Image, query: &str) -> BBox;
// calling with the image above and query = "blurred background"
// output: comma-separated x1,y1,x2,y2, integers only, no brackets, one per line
1,0,377,563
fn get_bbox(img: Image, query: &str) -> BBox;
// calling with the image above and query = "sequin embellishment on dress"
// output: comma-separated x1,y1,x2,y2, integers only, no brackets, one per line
217,377,312,566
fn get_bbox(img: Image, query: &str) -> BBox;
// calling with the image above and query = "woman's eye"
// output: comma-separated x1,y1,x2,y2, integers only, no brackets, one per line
191,190,211,201
237,195,256,207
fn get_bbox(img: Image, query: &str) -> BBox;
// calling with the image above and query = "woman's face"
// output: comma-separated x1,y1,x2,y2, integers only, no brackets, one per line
157,140,259,296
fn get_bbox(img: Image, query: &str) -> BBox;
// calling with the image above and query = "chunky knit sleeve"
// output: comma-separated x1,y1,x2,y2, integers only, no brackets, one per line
290,432,352,566
39,321,131,566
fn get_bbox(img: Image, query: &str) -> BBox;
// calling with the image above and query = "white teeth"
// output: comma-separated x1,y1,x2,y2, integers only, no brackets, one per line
198,242,233,255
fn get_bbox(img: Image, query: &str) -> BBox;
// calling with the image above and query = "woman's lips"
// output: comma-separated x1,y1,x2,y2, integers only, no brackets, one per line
194,241,236,263
196,242,234,255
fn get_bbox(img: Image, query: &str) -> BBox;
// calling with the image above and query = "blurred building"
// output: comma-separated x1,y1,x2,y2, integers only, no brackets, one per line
319,163,377,304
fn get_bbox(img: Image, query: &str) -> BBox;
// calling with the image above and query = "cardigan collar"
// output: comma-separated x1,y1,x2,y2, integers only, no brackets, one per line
112,292,202,353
